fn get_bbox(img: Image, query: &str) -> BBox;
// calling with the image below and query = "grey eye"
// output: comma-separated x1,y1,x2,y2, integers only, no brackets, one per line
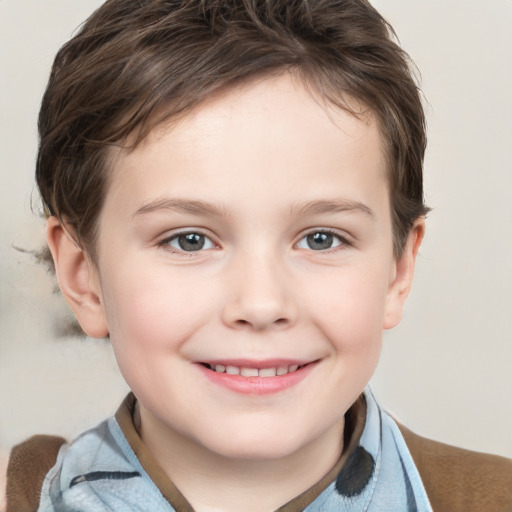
297,231,343,251
169,233,214,252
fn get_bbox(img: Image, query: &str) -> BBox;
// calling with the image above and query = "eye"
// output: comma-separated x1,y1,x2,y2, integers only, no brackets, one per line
163,232,215,252
296,231,345,251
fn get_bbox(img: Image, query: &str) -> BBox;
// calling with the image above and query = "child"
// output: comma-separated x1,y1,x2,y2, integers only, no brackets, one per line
6,0,512,510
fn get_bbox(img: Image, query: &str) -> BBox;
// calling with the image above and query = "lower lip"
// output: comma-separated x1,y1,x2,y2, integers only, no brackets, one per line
197,363,317,395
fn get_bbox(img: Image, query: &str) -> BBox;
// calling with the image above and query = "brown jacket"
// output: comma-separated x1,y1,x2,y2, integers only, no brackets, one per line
6,424,512,512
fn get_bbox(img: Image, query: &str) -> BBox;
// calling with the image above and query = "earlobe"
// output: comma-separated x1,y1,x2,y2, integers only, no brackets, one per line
383,218,426,330
46,217,109,338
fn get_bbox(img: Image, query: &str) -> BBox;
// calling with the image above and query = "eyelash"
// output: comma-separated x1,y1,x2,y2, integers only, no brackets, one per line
157,229,350,255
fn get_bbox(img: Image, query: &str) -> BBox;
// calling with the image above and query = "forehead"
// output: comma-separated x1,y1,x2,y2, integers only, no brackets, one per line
105,74,387,220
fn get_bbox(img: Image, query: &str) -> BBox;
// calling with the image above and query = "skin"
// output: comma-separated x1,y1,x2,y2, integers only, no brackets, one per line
47,73,424,511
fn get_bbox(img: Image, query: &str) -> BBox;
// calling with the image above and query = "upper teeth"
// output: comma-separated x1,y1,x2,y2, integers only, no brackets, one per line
210,364,301,377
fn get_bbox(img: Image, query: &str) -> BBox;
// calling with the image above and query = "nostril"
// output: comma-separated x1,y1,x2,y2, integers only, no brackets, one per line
223,297,297,330
232,317,289,330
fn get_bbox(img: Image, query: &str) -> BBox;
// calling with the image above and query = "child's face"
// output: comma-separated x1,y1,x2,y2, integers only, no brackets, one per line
81,74,419,460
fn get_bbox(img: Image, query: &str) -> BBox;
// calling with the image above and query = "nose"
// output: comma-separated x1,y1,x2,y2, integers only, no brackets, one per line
221,251,298,331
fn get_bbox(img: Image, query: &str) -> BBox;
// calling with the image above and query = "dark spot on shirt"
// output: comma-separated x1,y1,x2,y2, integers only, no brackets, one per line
335,445,375,497
69,471,140,488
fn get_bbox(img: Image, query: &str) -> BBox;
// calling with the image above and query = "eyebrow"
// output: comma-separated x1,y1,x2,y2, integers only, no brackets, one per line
133,198,373,219
290,199,374,218
133,198,229,218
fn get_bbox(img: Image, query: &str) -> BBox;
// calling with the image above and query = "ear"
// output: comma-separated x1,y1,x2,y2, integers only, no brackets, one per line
383,218,426,330
46,216,109,338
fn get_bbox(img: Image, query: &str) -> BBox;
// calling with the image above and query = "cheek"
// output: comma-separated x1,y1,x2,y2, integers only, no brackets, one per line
304,263,390,348
101,264,216,351
101,267,218,393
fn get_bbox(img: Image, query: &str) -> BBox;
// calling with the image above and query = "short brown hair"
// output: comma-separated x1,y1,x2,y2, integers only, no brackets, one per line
37,0,429,258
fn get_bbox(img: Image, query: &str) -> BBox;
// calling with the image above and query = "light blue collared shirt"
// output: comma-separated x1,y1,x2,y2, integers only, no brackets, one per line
38,389,433,511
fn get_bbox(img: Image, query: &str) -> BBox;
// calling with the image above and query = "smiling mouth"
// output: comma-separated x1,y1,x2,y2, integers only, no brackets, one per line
200,362,310,378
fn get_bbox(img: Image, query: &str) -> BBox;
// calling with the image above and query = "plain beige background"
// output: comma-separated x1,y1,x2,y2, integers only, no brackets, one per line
1,0,511,468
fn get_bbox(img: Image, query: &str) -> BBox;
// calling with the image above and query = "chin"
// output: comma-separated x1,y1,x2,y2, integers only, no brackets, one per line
210,439,301,461
196,423,317,462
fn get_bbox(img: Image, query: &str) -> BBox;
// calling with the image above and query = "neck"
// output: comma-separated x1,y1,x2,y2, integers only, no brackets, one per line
138,406,344,512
